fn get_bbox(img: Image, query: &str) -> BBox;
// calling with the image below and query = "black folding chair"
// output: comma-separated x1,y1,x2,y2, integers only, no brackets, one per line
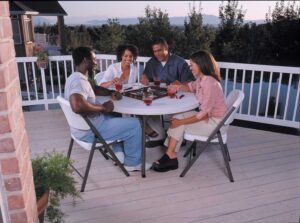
57,96,129,192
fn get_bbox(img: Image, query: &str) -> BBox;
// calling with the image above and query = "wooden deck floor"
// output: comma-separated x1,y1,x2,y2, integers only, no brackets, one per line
24,110,300,223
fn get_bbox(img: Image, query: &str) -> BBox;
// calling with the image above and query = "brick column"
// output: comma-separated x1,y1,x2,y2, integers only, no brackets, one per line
0,2,38,223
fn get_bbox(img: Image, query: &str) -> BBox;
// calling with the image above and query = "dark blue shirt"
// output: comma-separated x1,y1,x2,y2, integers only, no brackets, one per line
143,54,194,84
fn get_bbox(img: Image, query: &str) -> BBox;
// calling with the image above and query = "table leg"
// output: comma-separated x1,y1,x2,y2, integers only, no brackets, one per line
141,116,146,177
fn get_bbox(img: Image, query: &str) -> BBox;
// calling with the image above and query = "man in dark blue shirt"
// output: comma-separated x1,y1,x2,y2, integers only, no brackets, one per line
141,37,194,85
140,37,194,147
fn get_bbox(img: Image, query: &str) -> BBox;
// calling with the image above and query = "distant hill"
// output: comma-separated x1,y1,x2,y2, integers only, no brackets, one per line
33,15,265,27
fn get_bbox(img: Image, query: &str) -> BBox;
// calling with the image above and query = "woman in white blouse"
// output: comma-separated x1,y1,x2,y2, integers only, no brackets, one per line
99,44,160,138
99,44,139,87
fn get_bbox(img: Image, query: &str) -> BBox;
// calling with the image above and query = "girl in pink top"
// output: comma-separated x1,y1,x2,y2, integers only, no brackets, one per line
152,50,227,172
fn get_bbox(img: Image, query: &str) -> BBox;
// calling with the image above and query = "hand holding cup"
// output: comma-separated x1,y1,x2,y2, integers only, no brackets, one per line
167,85,177,98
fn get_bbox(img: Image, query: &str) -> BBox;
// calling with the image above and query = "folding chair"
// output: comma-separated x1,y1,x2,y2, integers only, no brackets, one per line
94,71,105,85
180,90,245,182
56,96,129,192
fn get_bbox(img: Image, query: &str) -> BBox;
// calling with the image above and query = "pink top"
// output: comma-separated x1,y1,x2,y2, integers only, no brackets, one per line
188,75,227,120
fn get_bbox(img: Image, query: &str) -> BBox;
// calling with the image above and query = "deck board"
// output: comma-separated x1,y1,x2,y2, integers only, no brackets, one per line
24,109,300,223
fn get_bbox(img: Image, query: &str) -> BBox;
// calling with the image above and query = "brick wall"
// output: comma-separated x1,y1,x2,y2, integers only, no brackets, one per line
0,2,38,223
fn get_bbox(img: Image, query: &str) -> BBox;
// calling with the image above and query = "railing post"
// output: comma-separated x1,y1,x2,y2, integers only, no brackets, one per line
40,68,49,110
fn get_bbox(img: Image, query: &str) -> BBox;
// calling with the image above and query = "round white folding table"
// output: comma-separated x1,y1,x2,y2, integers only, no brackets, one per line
96,90,198,177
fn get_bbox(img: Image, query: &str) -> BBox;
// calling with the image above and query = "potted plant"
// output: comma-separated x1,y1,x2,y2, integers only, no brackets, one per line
33,45,49,69
32,152,80,223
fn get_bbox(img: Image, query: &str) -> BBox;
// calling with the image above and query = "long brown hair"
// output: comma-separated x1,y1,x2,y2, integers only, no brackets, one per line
190,50,221,82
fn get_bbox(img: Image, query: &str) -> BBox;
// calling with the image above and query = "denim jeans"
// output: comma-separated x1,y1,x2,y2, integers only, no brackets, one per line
79,115,142,167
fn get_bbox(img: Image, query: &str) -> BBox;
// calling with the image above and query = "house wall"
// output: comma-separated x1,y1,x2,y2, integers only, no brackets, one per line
0,2,38,223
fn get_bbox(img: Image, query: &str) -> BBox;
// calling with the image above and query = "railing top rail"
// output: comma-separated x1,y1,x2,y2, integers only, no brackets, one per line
218,62,300,73
16,54,300,73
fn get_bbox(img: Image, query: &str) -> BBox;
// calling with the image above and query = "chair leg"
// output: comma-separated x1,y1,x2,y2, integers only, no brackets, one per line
217,132,234,182
67,138,74,159
180,142,208,177
81,140,97,192
183,141,196,157
161,115,165,129
104,145,130,177
192,142,197,157
223,143,231,161
98,147,109,160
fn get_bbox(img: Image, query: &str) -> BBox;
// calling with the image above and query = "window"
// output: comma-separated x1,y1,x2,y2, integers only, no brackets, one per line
11,15,22,44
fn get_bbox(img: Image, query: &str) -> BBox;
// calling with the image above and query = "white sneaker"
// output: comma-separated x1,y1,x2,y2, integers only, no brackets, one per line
114,151,124,164
124,162,152,172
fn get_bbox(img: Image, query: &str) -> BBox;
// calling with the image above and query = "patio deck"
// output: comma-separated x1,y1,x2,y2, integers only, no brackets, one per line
24,109,300,223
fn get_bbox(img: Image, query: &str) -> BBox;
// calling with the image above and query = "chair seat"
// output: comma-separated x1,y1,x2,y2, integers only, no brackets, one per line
71,134,120,151
184,132,228,144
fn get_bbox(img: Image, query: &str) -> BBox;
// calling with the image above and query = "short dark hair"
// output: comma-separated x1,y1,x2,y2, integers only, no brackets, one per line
116,44,139,62
190,50,221,82
72,47,94,66
151,37,168,47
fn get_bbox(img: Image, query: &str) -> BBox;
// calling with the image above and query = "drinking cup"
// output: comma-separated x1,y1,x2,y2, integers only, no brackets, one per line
143,92,153,106
115,82,123,92
154,79,161,87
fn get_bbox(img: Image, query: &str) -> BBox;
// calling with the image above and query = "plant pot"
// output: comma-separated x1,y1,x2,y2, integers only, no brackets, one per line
37,59,49,69
37,190,49,223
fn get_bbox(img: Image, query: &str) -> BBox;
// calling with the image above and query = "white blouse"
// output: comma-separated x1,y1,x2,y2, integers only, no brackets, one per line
99,62,139,85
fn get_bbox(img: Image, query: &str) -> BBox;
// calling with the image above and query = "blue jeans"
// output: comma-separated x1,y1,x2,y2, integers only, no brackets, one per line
79,115,142,166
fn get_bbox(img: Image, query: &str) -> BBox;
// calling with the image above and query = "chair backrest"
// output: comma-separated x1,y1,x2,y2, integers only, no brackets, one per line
94,71,105,85
56,96,90,130
224,90,245,125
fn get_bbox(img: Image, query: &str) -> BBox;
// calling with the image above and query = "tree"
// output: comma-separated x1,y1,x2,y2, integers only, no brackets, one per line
213,0,245,61
264,0,300,65
95,18,125,54
182,1,216,58
134,5,174,56
64,25,92,52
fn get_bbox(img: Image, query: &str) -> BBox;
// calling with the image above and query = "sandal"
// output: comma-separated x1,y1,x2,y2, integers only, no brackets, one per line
152,154,178,172
146,130,159,138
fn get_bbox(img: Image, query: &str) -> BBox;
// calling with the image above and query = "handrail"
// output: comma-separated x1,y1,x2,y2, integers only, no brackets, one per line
16,54,300,128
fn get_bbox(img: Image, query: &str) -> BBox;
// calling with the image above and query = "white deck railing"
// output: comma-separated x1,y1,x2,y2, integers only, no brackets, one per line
16,55,300,128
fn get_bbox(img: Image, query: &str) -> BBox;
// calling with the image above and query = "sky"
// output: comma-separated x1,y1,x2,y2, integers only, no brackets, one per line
58,1,286,21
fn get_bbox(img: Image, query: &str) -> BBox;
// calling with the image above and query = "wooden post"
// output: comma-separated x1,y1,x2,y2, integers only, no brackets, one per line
57,15,66,54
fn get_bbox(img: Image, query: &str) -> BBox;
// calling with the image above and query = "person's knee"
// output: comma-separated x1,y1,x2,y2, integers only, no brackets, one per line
127,117,142,131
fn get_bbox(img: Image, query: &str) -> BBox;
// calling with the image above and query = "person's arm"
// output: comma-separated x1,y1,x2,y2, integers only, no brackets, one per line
170,113,209,129
100,77,120,88
93,85,122,100
169,81,191,92
141,59,154,85
69,93,114,115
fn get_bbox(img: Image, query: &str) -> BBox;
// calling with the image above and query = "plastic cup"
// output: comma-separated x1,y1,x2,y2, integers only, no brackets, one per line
143,97,153,105
154,80,160,87
115,83,123,92
143,92,153,105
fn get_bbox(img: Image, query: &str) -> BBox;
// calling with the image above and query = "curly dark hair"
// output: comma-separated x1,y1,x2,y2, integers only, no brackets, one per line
116,44,139,62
